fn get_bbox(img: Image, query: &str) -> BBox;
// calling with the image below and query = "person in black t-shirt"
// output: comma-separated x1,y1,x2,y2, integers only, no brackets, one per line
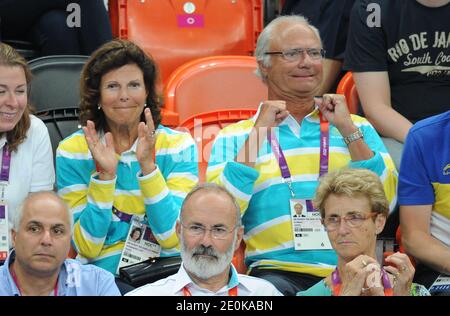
0,0,112,56
344,0,450,143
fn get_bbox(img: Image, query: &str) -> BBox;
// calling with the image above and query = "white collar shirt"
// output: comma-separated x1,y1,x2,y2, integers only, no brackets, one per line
126,264,283,296
0,115,54,247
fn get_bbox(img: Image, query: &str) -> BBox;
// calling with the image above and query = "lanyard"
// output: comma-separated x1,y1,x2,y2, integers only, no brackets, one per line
182,286,238,296
267,112,329,197
0,145,11,201
10,264,59,296
331,268,393,296
112,206,134,223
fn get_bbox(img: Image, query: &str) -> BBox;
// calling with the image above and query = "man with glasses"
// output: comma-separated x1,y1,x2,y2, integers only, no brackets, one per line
206,15,397,295
126,183,282,296
281,0,356,94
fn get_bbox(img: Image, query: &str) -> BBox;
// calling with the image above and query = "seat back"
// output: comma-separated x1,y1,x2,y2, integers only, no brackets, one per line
108,0,263,84
180,108,252,273
336,71,359,114
396,226,416,267
165,55,267,126
39,108,81,157
28,55,87,155
179,108,256,182
28,55,88,112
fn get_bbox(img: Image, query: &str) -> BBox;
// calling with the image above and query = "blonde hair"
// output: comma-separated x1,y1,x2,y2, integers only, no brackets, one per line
0,43,32,152
314,168,389,218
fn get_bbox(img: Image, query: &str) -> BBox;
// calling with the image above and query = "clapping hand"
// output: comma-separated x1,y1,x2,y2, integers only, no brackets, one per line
83,120,118,180
136,107,157,175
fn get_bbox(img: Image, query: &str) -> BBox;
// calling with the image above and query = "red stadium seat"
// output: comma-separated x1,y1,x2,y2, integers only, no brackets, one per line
108,0,263,84
396,226,416,267
180,108,253,273
383,226,416,268
336,71,359,114
179,108,257,182
164,55,267,126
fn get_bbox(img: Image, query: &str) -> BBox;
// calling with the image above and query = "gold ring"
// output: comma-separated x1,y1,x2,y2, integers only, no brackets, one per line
362,260,367,267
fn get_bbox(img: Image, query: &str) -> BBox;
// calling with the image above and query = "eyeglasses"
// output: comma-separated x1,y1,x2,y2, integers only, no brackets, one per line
322,212,378,231
265,48,326,62
181,223,237,240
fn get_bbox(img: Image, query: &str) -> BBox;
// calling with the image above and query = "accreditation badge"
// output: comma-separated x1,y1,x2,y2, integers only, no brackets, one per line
116,219,161,274
290,199,332,250
0,203,9,261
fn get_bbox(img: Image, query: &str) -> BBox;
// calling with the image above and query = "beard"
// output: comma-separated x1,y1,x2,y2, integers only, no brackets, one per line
180,233,236,280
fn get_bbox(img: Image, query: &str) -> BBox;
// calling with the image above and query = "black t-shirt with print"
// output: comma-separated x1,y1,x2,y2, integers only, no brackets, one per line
344,0,450,123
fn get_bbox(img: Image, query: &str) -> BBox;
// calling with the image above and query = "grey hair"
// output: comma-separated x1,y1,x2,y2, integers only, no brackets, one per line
254,15,323,81
180,183,242,227
13,191,74,233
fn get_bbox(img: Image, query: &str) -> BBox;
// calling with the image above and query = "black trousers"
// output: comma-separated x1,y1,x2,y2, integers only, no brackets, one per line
0,0,112,55
249,267,323,296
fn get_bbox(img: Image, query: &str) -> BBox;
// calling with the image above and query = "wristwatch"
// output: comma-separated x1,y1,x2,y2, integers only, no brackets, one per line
343,128,364,145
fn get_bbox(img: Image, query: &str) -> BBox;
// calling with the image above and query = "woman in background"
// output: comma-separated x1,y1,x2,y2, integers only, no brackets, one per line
0,43,54,256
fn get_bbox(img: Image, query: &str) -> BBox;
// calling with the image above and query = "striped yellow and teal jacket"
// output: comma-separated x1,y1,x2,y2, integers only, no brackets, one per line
56,125,198,274
207,107,398,277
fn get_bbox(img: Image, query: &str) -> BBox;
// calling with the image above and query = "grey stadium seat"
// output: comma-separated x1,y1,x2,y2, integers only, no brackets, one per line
28,55,88,155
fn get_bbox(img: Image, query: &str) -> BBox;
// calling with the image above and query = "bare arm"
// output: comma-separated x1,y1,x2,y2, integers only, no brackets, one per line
353,72,412,142
400,205,450,275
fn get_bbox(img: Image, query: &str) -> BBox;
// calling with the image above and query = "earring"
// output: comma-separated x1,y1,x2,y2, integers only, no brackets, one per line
98,104,101,110
144,103,147,108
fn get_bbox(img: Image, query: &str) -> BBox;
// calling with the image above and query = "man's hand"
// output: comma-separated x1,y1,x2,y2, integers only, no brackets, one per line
254,100,290,129
316,94,357,137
